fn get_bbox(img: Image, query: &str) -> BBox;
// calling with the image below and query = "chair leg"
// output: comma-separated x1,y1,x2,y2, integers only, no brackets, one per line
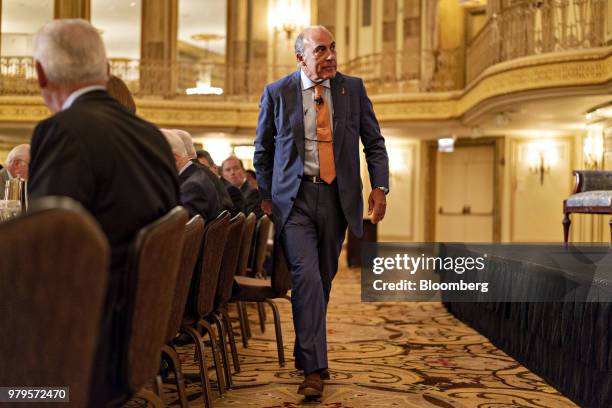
264,299,285,367
242,301,252,339
209,314,233,389
197,319,227,395
219,307,241,373
182,326,214,407
162,344,190,408
236,301,249,348
563,213,571,244
257,302,267,333
152,374,163,398
609,218,612,245
136,388,165,408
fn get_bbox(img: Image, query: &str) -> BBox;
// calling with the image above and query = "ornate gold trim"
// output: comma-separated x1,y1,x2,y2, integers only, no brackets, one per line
1,47,610,126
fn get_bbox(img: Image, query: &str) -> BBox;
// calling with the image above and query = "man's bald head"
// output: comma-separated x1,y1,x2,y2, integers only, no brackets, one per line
295,25,337,82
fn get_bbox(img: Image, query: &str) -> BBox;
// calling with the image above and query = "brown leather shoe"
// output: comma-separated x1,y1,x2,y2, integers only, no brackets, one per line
297,372,324,397
320,368,330,380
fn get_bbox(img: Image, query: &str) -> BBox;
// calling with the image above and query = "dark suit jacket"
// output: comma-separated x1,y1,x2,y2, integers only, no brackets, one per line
254,71,389,237
179,161,221,222
191,158,234,214
240,180,263,218
28,89,179,406
29,90,179,273
223,177,246,216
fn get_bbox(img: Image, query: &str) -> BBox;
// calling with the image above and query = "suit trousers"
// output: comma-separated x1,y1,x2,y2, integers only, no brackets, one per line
280,179,347,375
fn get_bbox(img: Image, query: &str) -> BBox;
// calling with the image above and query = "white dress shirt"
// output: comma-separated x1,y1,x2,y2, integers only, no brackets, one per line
300,70,334,177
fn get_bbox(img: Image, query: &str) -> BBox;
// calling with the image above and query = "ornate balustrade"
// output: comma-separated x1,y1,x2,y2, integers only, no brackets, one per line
466,0,608,83
1,48,462,99
1,0,608,101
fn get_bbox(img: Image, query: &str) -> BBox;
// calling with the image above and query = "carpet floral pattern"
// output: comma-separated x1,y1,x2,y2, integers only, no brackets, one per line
125,256,577,408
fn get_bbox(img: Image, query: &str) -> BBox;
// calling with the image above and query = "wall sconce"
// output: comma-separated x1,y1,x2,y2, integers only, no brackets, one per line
438,136,456,153
269,1,307,39
527,141,556,185
583,125,604,169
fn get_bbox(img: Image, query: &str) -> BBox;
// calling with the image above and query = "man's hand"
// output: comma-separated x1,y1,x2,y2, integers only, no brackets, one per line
261,199,273,216
368,189,387,224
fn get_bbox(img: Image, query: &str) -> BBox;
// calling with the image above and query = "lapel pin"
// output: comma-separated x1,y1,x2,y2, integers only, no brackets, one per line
341,87,345,95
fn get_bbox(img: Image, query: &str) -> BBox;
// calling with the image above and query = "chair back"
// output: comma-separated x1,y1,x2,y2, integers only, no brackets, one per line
235,213,257,276
250,215,272,277
0,197,109,407
124,207,187,392
165,215,205,343
194,211,230,317
271,241,292,295
215,213,246,308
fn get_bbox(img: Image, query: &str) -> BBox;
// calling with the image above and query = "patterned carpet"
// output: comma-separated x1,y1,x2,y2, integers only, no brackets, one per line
126,254,577,408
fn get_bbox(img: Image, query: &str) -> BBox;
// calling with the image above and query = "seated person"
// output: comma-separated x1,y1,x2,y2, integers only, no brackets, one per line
161,129,220,221
174,131,236,216
222,156,263,218
198,149,245,215
1,144,30,199
27,19,179,407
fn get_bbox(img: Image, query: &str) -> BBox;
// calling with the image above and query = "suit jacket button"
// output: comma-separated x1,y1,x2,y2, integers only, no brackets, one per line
290,197,295,201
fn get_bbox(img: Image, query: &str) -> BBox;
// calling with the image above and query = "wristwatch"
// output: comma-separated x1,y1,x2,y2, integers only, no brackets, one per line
376,186,389,195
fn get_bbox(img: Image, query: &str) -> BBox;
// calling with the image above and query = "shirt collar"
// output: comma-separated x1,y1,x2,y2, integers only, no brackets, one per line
178,160,193,176
61,85,106,111
300,69,331,91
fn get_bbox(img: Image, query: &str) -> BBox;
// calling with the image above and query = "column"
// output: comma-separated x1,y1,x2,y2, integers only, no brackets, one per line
54,0,90,20
226,0,269,96
140,0,178,96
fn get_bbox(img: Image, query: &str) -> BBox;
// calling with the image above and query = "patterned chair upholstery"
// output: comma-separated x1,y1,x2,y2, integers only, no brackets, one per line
563,170,612,243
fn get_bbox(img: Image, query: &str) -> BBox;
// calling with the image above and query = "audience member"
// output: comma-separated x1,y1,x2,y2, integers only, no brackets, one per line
27,19,179,407
198,149,245,215
106,75,136,114
174,129,235,215
161,129,220,221
222,156,263,217
0,144,30,199
245,169,258,189
196,149,219,175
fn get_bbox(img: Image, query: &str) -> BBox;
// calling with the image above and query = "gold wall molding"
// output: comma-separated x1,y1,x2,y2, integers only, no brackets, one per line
1,47,610,127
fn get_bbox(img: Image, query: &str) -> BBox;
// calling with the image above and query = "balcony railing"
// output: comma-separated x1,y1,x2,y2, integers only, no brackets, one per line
0,48,463,99
466,0,608,83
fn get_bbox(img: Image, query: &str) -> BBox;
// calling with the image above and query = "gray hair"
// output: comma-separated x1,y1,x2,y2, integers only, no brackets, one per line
33,19,108,85
6,144,30,165
173,129,197,159
160,129,187,157
294,25,332,55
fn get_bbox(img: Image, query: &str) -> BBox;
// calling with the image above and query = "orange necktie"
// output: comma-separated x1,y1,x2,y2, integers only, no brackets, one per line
314,84,336,183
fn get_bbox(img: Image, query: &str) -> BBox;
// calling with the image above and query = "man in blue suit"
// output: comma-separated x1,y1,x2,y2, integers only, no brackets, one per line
254,25,389,397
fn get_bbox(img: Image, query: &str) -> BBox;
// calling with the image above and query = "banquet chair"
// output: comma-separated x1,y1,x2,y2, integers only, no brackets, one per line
161,215,205,408
245,215,273,335
231,242,292,367
212,213,246,387
0,197,109,408
563,170,612,243
122,206,187,406
182,211,230,395
234,213,257,347
249,215,272,278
